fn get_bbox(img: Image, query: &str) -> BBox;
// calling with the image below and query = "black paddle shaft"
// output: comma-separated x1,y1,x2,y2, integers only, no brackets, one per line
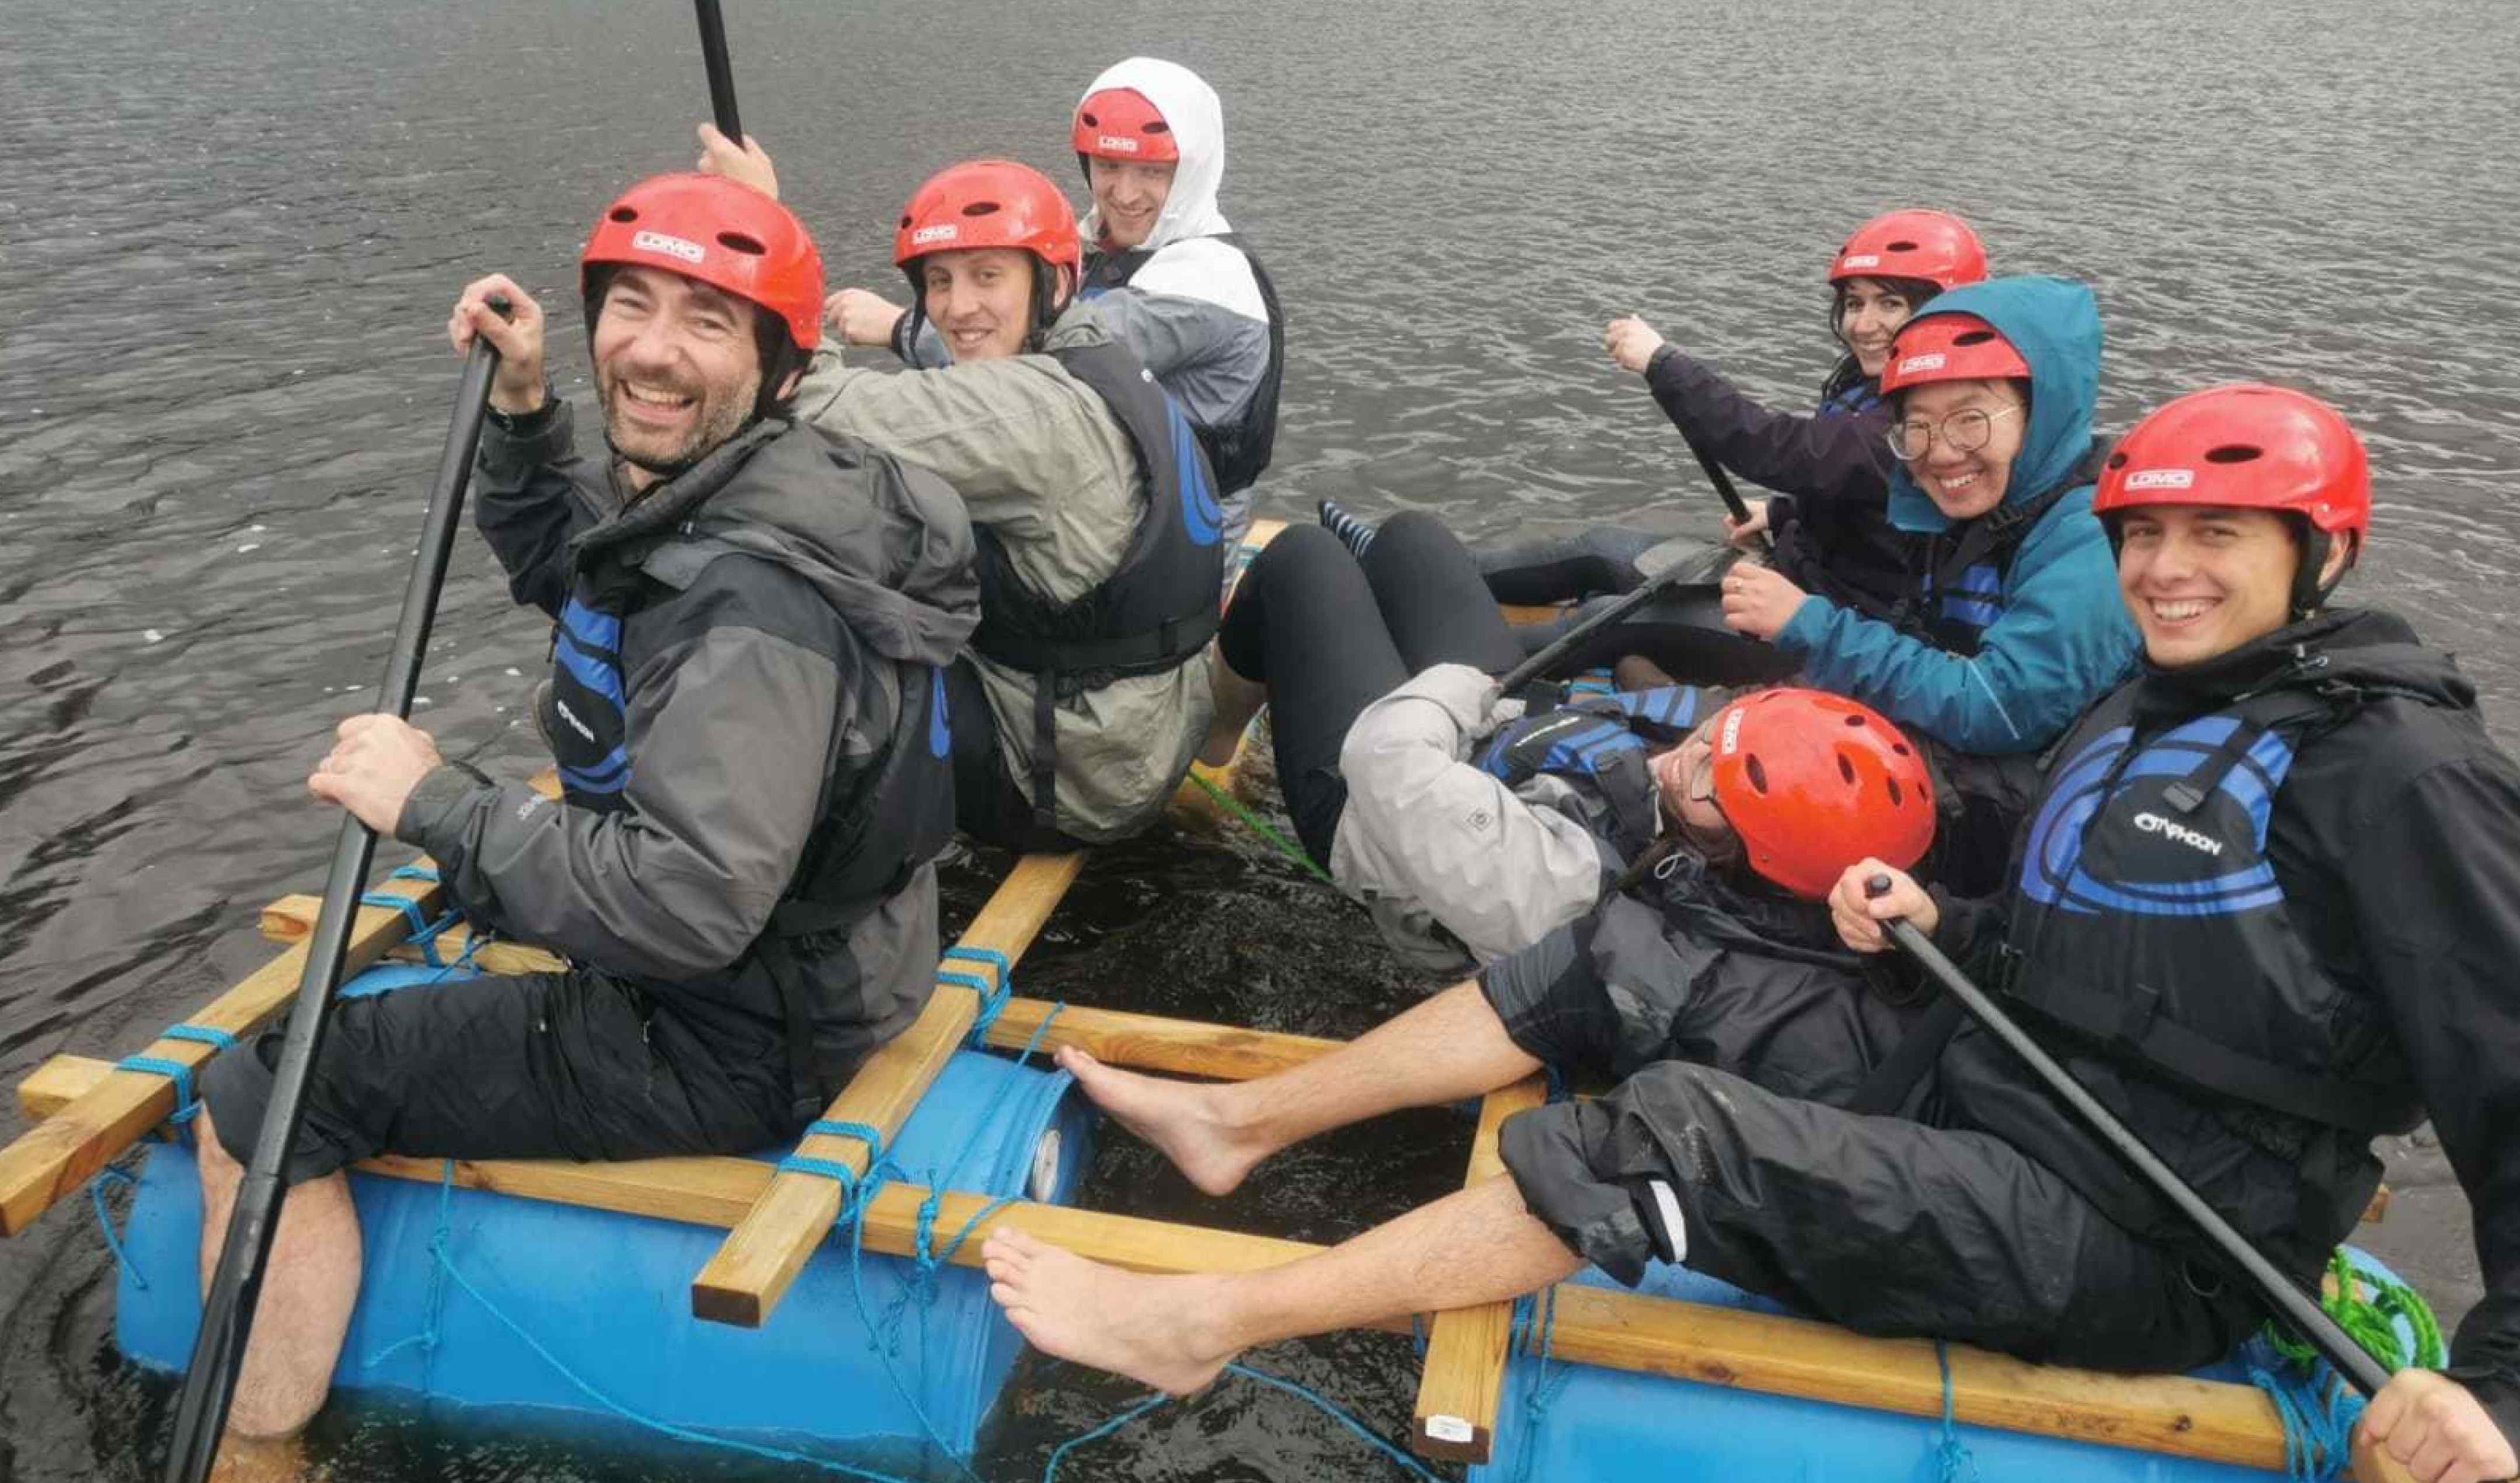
1861,876,2394,1398
1494,545,1730,695
162,301,509,1483
694,0,742,142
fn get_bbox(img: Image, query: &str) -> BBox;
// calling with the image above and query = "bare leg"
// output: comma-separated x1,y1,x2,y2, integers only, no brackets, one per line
1199,648,1269,767
194,1106,363,1440
1057,980,1539,1195
986,1175,1581,1394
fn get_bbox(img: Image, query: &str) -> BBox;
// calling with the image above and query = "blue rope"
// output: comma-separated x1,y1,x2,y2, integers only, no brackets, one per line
1933,1340,1980,1482
1042,1390,1174,1481
388,864,441,883
357,892,459,967
942,946,1014,1043
2247,1349,2365,1482
1039,1365,1445,1482
115,1056,206,1125
89,1164,146,1292
366,1159,458,1394
159,1024,236,1052
1509,1286,1577,1483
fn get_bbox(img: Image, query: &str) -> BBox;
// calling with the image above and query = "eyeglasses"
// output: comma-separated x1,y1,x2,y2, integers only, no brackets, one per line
1886,403,2023,461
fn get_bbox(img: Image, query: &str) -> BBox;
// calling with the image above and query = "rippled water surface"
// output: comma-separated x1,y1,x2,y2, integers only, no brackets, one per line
5,0,2518,1477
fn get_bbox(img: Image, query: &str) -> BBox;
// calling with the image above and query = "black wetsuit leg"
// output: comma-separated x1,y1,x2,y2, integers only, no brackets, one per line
1359,511,1527,674
1474,523,1665,604
1217,525,1409,863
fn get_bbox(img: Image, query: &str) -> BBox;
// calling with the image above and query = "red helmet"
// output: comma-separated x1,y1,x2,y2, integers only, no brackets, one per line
1707,690,1936,901
2094,384,2369,541
1878,313,2030,395
580,173,822,353
1829,210,1988,291
893,159,1083,280
1071,86,1180,164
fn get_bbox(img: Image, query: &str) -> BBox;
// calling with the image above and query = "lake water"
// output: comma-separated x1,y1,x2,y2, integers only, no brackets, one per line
4,0,2516,1476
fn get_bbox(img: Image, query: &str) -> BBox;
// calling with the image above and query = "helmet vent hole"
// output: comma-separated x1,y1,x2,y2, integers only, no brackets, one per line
899,214,914,229
716,231,765,256
2204,444,2264,465
1145,120,1171,134
1952,329,1997,347
1745,757,1770,793
1892,742,1912,756
1886,238,1918,252
1079,110,1100,127
1887,778,1905,807
609,207,638,223
1837,754,1858,785
2107,451,2129,469
1844,714,1866,727
961,200,1002,218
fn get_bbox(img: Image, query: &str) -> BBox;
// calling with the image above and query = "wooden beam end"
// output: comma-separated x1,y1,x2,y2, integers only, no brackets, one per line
1413,1414,1492,1465
690,1282,767,1329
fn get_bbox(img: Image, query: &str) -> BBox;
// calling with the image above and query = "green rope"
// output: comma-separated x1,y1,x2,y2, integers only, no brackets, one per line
1184,768,1335,886
2264,1248,2446,1371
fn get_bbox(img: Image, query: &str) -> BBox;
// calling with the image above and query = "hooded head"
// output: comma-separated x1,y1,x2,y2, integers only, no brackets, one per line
1881,275,2102,535
1073,57,1231,254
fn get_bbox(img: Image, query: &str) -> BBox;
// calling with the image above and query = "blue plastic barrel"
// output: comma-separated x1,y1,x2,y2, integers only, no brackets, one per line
1470,1258,2385,1482
114,963,1094,1461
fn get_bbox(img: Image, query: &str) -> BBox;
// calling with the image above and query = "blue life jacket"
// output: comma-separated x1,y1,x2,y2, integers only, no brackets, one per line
1475,686,1717,865
1999,674,2431,1134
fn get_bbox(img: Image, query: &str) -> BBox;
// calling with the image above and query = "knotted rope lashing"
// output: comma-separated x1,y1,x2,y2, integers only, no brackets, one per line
2246,1248,2445,1483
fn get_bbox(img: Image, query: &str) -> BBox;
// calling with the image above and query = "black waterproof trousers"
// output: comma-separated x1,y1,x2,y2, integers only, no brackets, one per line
1215,514,1522,862
1480,924,2262,1374
201,969,798,1185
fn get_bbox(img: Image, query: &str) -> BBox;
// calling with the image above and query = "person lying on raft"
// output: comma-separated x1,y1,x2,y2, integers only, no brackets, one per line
983,385,2520,1483
190,175,977,1440
1203,513,1934,970
1342,208,1986,623
785,56,1283,558
1317,276,2133,758
702,142,1223,851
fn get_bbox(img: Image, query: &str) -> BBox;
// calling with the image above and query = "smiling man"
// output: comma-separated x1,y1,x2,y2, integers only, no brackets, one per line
188,173,977,1443
982,387,2520,1483
785,158,1223,850
816,57,1284,549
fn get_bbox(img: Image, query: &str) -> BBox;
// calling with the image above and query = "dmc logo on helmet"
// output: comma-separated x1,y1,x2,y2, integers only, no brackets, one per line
2133,811,2224,857
1718,707,1745,755
1840,253,1881,269
1896,352,1947,375
2124,468,2195,492
1097,134,1140,153
631,230,705,265
911,224,958,246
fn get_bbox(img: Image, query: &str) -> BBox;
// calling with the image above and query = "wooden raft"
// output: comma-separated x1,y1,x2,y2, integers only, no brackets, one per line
17,1043,2352,1477
1409,1075,1547,1462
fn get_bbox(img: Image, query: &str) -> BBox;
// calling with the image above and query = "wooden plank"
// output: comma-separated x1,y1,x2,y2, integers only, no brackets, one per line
0,868,444,1238
260,901,1342,1085
1412,1076,1548,1462
1537,1282,2300,1472
687,851,1087,1328
19,1050,2373,1475
979,1000,1339,1081
259,894,567,976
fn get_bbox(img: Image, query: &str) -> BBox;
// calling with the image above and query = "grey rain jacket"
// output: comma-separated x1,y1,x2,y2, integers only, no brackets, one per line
395,402,978,1091
796,308,1214,844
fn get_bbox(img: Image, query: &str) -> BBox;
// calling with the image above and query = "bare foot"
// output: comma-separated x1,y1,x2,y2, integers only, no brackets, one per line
1056,1045,1269,1196
1199,656,1267,767
985,1227,1235,1394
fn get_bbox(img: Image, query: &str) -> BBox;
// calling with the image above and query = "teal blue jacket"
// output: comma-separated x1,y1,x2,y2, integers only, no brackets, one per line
1773,276,2137,754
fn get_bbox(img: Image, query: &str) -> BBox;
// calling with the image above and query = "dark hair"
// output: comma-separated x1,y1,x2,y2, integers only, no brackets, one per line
1823,275,1945,400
